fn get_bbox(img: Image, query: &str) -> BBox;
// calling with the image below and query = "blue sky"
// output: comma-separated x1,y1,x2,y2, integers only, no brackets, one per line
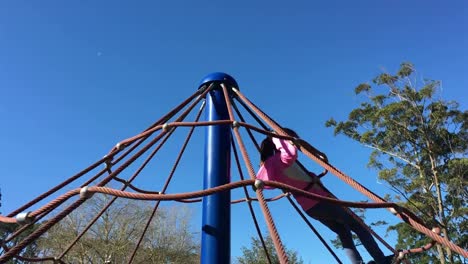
0,1,467,263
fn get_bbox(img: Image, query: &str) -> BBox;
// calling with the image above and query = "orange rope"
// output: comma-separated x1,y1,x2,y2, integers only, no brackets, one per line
233,88,468,259
2,82,466,263
221,84,290,264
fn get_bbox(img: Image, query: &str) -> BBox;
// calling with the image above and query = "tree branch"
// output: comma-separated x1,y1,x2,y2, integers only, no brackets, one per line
362,143,420,169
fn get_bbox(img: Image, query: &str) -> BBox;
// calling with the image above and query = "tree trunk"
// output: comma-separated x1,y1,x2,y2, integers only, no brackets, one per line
442,227,454,263
428,151,454,263
436,244,446,264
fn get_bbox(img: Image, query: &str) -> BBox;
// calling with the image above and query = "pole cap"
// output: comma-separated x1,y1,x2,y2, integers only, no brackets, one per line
198,72,239,90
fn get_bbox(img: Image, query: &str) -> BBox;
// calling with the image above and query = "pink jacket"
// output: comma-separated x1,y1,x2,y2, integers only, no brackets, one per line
256,137,329,211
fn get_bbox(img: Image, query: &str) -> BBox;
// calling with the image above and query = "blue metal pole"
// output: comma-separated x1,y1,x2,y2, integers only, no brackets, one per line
199,73,238,264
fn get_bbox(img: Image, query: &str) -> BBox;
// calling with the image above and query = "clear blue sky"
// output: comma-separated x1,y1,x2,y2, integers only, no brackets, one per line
0,1,467,263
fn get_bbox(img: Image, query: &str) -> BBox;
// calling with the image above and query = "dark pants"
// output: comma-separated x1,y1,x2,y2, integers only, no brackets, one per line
306,203,387,264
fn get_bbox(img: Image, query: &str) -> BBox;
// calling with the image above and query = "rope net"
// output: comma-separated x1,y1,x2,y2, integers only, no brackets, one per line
0,83,466,264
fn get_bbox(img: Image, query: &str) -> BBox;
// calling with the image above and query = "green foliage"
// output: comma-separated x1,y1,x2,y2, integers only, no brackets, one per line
326,62,467,263
397,62,414,78
236,233,303,264
35,194,200,263
355,83,371,95
1,191,40,264
0,222,40,264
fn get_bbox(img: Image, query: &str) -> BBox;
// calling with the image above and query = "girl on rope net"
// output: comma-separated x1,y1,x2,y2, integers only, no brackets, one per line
256,128,395,264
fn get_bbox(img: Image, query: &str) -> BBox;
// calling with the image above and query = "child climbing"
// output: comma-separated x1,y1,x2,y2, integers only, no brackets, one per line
255,128,395,264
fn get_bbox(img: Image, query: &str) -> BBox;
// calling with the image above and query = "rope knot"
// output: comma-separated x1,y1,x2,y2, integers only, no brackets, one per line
397,251,405,260
115,142,126,151
253,179,265,191
103,155,113,170
16,211,34,225
80,186,94,199
162,123,174,133
162,123,169,132
389,206,402,215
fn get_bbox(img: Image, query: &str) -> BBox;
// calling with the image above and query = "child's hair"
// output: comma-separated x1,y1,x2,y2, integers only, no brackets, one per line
259,128,299,163
260,137,276,163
